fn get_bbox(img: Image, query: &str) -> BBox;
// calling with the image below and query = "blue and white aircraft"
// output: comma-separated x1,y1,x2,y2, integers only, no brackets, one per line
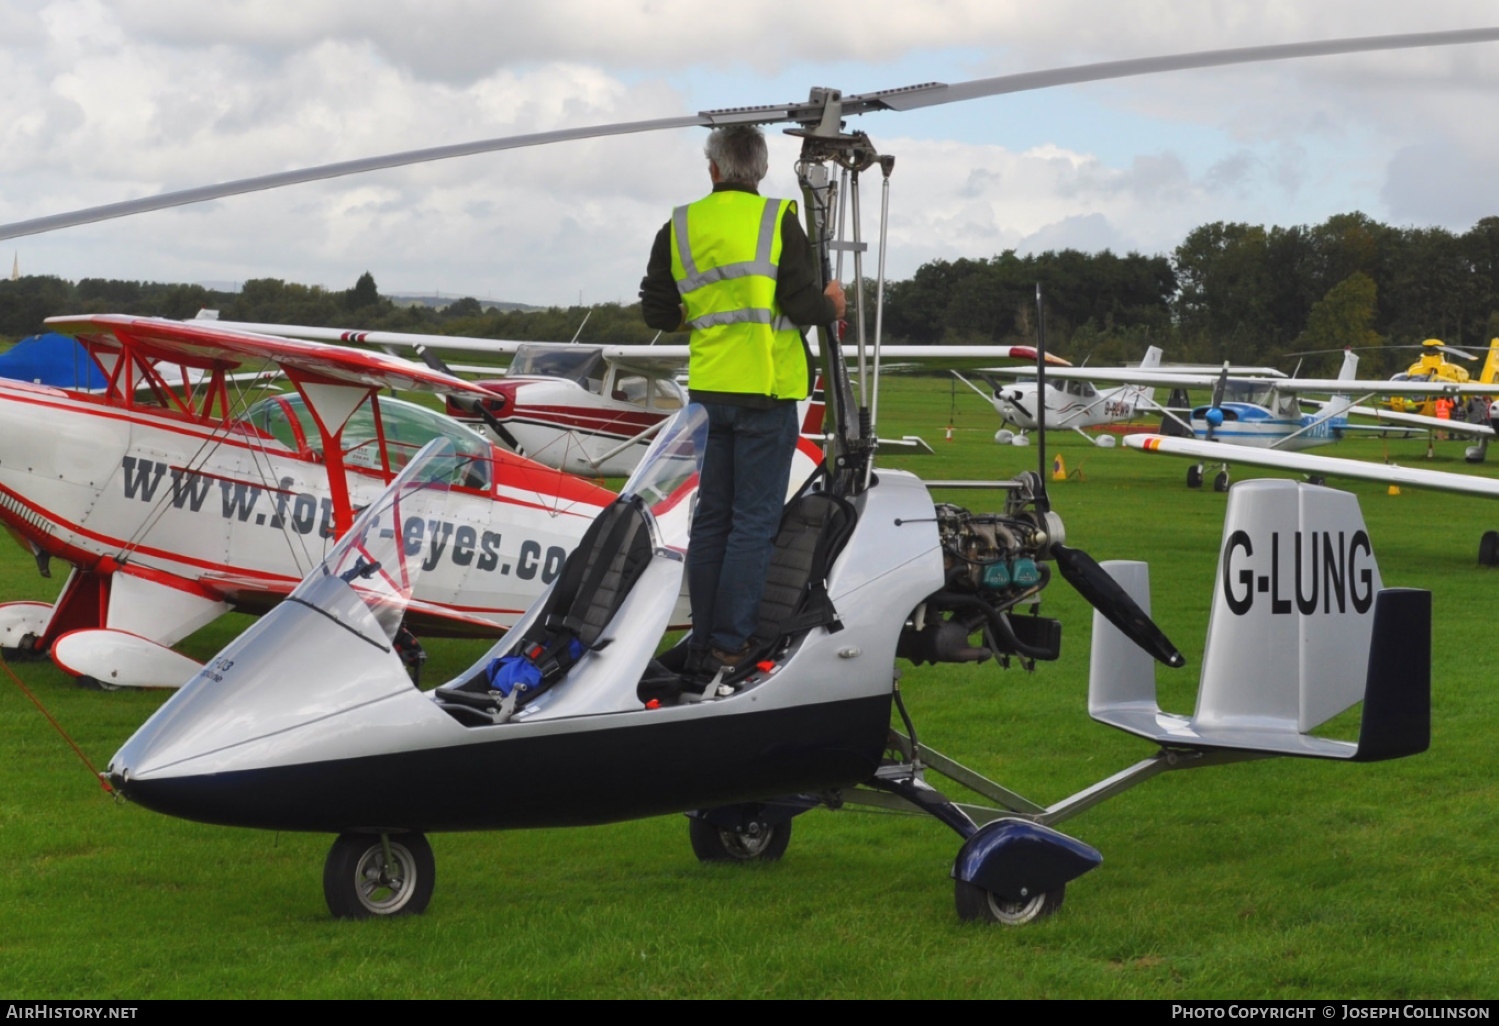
999,351,1497,490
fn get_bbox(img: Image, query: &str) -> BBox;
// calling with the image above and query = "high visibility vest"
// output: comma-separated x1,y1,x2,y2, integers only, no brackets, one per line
669,190,810,400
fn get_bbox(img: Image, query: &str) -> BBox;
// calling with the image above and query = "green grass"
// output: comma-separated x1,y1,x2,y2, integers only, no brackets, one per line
1,375,1496,998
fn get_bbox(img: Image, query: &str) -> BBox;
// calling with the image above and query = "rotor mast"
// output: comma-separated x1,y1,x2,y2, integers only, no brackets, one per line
788,88,895,495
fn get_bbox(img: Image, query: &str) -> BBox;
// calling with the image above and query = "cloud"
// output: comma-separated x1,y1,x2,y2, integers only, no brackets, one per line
5,1,1499,306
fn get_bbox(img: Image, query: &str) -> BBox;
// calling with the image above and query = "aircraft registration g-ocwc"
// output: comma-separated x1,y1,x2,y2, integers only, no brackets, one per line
107,408,1430,924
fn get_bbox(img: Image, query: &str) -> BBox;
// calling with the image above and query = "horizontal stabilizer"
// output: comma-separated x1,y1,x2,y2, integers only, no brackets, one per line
1089,480,1430,761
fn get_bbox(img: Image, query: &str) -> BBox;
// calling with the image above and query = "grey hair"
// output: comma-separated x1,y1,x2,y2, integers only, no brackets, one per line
704,125,769,186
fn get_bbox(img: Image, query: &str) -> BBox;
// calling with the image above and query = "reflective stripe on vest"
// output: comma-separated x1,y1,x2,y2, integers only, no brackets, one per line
669,191,808,399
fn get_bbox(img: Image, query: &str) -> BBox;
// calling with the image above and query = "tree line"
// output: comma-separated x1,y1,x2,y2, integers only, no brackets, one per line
6,213,1499,377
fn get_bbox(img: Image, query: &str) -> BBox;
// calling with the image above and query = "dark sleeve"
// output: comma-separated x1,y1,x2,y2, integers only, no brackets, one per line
776,206,837,327
639,222,685,332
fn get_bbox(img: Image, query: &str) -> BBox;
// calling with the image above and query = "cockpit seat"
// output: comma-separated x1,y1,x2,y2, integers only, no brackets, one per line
436,494,654,722
642,488,856,704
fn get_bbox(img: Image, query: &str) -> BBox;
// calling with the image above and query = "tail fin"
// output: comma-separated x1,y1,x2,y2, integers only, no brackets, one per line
1136,346,1163,406
1089,479,1429,761
1481,339,1499,386
1320,349,1361,421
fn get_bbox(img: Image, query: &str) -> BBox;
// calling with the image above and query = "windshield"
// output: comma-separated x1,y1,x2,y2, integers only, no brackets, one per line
619,404,707,552
509,344,605,387
242,393,494,488
287,439,459,647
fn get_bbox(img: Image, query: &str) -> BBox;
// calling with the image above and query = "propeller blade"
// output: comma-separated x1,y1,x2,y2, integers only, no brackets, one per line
413,345,525,454
5,29,1498,242
1205,361,1230,441
1051,543,1186,668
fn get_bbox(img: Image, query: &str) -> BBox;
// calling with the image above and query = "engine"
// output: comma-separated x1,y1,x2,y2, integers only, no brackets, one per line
897,472,1065,667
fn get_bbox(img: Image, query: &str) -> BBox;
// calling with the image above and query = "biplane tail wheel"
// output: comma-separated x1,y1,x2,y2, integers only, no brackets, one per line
323,832,435,919
1186,464,1204,489
1479,531,1499,567
688,815,791,862
954,879,1065,925
1212,470,1231,493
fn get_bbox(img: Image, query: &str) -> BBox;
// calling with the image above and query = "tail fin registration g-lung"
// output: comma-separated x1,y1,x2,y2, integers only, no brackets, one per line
1089,478,1429,761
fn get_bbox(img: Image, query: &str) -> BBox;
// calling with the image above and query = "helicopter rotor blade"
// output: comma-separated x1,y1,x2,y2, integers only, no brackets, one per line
1051,543,1186,668
4,28,1498,243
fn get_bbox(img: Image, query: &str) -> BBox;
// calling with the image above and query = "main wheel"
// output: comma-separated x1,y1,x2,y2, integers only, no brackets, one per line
1186,464,1204,489
954,879,1065,925
1212,470,1231,493
323,832,435,919
1479,530,1499,567
688,815,791,862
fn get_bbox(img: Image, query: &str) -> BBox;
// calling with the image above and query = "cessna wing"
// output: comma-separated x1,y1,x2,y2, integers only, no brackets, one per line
991,364,1499,398
1343,403,1494,440
1125,432,1499,565
1126,432,1499,497
200,318,1073,371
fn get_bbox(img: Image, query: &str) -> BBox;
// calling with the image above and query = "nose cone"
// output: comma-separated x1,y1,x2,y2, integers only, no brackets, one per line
996,393,1036,429
108,593,415,828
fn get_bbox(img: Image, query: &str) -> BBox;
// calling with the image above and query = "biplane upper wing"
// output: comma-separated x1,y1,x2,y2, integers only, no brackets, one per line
46,314,495,397
1124,433,1499,498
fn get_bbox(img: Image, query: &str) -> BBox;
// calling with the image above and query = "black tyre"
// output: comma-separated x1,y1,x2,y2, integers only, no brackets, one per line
1186,464,1203,489
688,815,791,862
1212,470,1230,493
323,832,435,919
1479,531,1499,567
1307,476,1326,487
954,880,1065,925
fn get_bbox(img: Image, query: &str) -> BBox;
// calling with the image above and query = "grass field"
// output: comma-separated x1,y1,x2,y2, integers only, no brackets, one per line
1,375,1496,999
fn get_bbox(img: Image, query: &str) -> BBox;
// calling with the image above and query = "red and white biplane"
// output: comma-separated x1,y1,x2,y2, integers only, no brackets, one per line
0,315,628,688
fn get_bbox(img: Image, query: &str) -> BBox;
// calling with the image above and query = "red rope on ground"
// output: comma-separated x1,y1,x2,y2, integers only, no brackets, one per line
0,657,113,793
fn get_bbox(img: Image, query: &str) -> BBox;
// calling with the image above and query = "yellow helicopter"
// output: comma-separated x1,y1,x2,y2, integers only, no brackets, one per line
1387,338,1499,417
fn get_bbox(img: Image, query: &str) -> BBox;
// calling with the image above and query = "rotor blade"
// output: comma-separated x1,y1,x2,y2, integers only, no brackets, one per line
0,113,708,242
1051,543,1186,668
853,29,1499,112
4,28,1497,242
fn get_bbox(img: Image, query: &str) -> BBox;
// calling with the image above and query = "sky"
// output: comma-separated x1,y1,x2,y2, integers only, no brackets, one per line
3,1,1499,309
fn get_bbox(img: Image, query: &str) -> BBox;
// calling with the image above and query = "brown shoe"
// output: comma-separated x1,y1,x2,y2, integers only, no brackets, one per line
710,644,751,671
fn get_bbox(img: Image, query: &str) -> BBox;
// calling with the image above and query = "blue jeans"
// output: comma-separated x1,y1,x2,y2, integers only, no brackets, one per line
687,400,799,652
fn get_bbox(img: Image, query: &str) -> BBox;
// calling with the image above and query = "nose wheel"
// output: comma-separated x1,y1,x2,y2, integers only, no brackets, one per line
323,832,435,918
955,879,1066,925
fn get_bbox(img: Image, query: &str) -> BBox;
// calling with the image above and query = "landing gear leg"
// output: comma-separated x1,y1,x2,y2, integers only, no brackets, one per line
323,832,435,918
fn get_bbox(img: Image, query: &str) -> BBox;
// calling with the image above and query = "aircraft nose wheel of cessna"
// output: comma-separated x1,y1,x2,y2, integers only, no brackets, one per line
954,880,1065,926
323,832,435,918
688,815,792,862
